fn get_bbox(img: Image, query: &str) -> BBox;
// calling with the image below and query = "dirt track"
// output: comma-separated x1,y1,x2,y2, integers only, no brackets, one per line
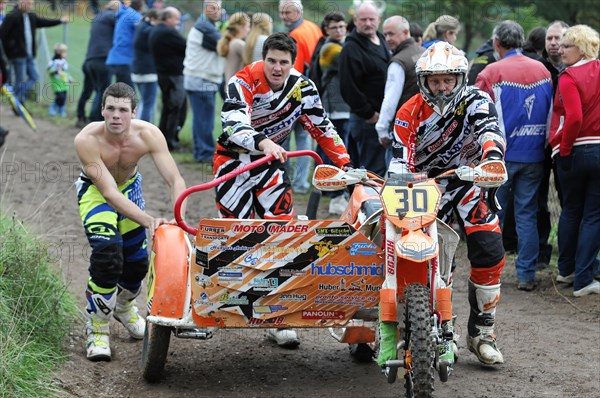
1,105,599,398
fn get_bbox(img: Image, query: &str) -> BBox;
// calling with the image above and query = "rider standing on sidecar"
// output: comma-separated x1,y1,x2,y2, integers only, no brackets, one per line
388,42,507,365
213,32,351,347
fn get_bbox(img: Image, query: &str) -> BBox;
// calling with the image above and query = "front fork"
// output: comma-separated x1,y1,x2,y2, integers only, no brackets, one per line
378,218,456,383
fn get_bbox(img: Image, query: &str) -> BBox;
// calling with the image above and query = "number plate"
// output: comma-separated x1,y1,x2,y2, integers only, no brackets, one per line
380,180,441,222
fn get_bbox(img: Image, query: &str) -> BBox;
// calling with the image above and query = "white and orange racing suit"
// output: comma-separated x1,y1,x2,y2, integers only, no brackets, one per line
389,86,506,287
214,61,350,220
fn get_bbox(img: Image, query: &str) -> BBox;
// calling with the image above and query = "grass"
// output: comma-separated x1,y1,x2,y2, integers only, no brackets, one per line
0,214,79,398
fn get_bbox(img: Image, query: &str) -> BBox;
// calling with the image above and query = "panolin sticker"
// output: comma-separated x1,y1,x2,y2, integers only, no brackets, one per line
302,310,345,319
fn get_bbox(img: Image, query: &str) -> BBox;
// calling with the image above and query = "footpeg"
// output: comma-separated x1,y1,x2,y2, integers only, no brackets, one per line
384,359,405,383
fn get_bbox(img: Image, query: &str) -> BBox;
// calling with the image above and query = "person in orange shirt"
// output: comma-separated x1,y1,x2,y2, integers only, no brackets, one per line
278,0,323,194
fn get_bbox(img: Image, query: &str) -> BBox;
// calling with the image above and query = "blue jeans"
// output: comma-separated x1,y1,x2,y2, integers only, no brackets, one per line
497,161,544,283
347,113,387,177
282,122,312,193
9,56,39,104
556,145,600,290
108,64,133,88
187,89,216,161
135,81,158,123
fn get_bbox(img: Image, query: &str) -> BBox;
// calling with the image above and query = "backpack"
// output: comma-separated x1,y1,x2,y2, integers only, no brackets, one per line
307,36,327,93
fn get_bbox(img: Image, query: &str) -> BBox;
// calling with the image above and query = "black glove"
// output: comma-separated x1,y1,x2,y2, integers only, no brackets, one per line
559,154,572,172
482,150,503,161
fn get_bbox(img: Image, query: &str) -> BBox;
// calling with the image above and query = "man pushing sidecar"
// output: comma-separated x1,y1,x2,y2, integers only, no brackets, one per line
213,32,352,347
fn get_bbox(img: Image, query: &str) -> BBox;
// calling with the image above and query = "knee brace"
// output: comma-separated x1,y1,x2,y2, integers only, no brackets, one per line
120,258,149,287
89,243,124,289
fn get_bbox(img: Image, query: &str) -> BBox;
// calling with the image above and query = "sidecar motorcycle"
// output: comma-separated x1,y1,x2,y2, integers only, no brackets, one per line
142,150,507,398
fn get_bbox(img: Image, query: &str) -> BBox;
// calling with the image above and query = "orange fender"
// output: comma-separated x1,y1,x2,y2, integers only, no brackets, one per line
147,224,189,318
339,326,376,344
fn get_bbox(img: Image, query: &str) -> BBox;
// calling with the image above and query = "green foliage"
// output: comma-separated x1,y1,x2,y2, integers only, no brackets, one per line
384,0,547,53
506,0,600,28
0,216,79,398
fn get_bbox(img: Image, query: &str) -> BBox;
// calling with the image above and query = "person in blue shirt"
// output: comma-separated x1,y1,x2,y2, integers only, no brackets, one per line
106,0,143,88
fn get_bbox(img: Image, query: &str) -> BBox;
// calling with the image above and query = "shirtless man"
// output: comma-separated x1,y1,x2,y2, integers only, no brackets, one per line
74,82,186,361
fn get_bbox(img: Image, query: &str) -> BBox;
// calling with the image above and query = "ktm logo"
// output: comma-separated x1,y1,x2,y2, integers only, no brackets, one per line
273,190,292,215
483,294,500,312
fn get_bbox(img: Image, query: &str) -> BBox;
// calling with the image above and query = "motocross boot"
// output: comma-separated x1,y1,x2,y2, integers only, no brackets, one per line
85,289,116,361
266,328,300,348
113,284,146,340
466,280,504,365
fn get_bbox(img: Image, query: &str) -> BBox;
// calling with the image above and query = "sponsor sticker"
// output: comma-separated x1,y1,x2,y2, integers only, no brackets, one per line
248,316,286,326
217,266,244,282
253,305,288,314
195,248,208,268
279,269,306,277
279,293,307,301
250,277,279,291
201,234,229,240
267,224,309,234
349,242,378,256
310,262,383,276
302,310,345,319
315,226,352,237
219,291,249,305
194,273,214,288
200,225,226,233
395,119,409,128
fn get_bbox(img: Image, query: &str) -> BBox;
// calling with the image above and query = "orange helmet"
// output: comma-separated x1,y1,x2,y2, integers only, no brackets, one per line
416,42,468,116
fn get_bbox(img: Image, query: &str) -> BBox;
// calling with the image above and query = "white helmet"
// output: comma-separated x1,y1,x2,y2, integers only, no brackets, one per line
415,41,468,116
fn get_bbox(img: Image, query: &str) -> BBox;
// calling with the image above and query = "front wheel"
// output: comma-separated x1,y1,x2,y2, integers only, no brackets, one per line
403,284,435,398
141,321,172,382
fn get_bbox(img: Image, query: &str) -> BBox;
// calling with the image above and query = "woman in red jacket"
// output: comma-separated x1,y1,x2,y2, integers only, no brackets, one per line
549,25,600,297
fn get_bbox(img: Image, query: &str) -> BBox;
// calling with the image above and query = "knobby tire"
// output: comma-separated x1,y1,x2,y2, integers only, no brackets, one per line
404,283,435,398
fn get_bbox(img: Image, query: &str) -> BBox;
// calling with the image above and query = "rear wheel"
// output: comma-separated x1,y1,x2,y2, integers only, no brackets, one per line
403,284,435,398
141,321,172,382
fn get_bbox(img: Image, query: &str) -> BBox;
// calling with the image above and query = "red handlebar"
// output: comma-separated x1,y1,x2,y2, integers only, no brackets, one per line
174,150,323,235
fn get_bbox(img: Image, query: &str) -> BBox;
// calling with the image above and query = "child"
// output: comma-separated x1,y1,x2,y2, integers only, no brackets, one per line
47,43,73,117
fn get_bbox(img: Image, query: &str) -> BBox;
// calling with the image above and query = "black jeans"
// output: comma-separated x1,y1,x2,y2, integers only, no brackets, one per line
76,59,94,120
86,58,112,121
157,74,187,150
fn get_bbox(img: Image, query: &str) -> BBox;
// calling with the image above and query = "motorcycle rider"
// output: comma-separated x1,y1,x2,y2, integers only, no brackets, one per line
386,42,507,365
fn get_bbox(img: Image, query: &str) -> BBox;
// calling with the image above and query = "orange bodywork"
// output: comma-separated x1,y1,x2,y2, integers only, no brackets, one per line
147,225,190,318
341,184,381,226
396,259,429,301
379,288,397,322
338,326,376,344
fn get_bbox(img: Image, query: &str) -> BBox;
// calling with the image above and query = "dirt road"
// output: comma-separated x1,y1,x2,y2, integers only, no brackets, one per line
1,106,598,398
